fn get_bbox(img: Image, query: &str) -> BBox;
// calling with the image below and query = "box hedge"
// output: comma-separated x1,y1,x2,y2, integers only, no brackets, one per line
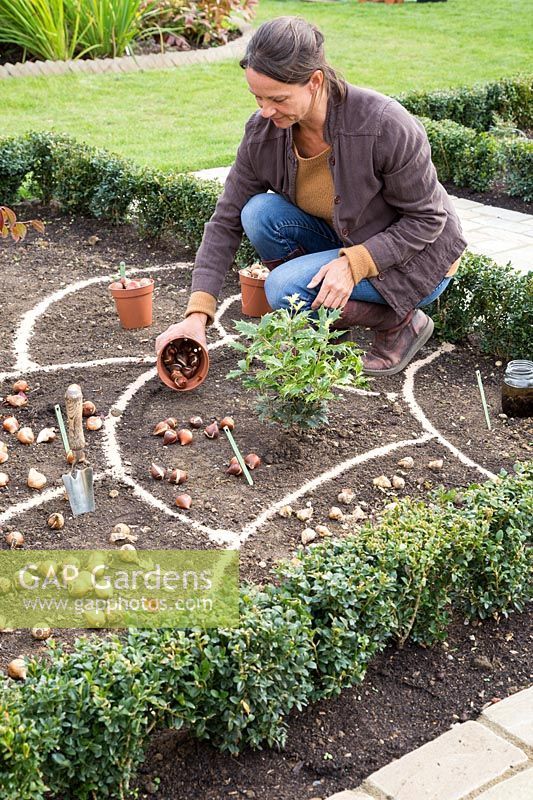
0,463,531,799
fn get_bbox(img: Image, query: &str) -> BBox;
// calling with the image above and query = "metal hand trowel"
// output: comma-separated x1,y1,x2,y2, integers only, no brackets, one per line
54,384,95,516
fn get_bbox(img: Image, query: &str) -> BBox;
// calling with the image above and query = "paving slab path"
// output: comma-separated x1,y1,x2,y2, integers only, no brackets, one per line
325,687,533,800
193,166,533,277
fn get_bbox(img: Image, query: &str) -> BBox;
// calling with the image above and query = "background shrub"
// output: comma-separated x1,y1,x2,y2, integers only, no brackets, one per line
397,75,533,133
503,138,533,202
421,117,504,191
428,251,532,359
437,461,533,619
0,679,55,800
275,538,398,700
138,0,257,49
0,135,33,206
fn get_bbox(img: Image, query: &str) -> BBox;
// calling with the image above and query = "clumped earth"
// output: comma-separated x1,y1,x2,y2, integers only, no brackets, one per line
0,206,531,799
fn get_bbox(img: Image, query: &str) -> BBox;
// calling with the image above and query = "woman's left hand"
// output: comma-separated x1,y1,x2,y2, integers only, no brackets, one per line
307,255,354,310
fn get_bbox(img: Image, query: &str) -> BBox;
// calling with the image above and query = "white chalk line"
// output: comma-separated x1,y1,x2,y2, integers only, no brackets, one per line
404,343,497,481
13,262,191,373
0,470,109,525
1,298,239,384
235,433,435,547
213,293,241,338
0,356,156,383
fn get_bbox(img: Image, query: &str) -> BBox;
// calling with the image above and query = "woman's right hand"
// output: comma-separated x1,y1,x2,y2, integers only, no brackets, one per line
155,312,208,355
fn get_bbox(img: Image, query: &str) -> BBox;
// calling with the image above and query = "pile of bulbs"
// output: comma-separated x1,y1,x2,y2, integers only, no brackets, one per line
239,263,270,281
160,338,203,389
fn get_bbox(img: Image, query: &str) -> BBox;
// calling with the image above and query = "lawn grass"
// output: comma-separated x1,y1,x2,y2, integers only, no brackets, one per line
1,0,531,172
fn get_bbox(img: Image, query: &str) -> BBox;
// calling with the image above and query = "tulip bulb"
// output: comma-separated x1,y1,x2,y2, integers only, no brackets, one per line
150,462,166,480
219,416,235,431
226,457,242,476
177,428,193,446
119,544,138,563
163,429,178,446
82,400,96,417
17,427,35,445
6,394,27,408
36,427,56,444
0,451,7,465
7,658,27,680
110,524,137,544
6,531,24,548
28,468,47,490
165,417,178,429
189,415,203,428
153,421,170,436
244,453,261,470
0,472,9,488
12,379,29,393
86,416,103,431
175,493,192,510
204,422,219,439
167,468,188,485
31,626,52,641
3,416,20,433
47,512,64,530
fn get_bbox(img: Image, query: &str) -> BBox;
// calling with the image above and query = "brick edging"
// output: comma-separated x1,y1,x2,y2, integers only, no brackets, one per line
0,23,253,80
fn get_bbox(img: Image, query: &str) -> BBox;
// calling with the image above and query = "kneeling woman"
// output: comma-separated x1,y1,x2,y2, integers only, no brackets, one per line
157,16,466,377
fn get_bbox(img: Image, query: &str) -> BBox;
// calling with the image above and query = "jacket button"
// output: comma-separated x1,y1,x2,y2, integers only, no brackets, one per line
341,227,349,236
330,156,335,166
334,195,341,204
377,272,385,281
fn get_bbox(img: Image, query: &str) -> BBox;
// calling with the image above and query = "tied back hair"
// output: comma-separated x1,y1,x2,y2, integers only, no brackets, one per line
240,16,346,102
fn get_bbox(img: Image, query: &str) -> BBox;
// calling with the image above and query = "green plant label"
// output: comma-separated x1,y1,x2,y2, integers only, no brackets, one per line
0,550,239,629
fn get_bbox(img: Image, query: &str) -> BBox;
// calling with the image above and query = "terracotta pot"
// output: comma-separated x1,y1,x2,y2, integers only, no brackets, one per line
156,334,209,392
239,271,272,318
109,280,154,329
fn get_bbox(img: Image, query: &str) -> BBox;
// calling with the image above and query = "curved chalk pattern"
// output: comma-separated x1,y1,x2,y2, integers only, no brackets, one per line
1,274,496,546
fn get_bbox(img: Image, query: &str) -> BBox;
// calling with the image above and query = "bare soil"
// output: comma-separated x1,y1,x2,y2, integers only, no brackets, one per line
0,207,531,800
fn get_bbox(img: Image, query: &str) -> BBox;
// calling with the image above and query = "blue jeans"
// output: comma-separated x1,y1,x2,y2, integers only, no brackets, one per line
240,193,452,312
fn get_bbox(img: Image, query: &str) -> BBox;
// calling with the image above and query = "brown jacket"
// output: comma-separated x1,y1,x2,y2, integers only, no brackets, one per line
190,83,467,319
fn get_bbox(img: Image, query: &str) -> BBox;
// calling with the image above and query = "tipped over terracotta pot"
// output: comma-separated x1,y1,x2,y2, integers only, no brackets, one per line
156,334,209,392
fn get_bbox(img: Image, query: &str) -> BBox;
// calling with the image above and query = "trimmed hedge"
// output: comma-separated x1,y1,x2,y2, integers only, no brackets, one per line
0,463,531,799
0,130,257,268
396,75,533,133
427,250,532,360
421,117,504,192
395,76,533,202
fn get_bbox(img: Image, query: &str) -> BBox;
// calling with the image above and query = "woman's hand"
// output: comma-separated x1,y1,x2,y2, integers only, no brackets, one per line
307,255,354,310
155,312,208,355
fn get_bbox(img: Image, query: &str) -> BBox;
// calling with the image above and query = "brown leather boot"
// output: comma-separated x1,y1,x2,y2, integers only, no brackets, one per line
334,300,434,376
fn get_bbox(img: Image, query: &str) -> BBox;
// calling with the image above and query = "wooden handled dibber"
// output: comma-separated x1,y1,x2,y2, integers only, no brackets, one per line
65,384,86,463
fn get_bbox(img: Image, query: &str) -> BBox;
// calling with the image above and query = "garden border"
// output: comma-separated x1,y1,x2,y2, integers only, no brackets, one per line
0,22,253,80
0,463,531,798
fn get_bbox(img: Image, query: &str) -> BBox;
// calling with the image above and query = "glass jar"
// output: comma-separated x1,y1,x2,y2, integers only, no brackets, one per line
501,360,533,418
